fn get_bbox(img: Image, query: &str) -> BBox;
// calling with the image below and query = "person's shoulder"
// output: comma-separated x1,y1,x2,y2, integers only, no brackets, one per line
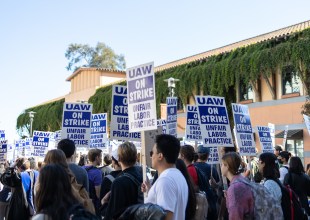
32,213,50,220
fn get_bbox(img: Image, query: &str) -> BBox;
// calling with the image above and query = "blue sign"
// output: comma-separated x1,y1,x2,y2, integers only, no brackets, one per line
157,119,167,134
195,95,233,147
32,131,52,157
126,62,157,132
61,103,92,148
15,140,25,157
24,138,32,157
257,126,273,153
232,104,256,156
90,113,108,148
186,105,202,141
110,85,141,141
166,97,178,137
0,140,7,163
207,147,220,164
0,130,5,140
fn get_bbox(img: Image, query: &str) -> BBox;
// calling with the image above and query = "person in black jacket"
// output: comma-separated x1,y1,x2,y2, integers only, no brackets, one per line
104,142,143,220
283,156,310,215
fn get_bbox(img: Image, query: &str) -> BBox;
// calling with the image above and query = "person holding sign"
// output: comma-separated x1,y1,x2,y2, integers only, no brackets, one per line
142,134,188,220
221,152,254,220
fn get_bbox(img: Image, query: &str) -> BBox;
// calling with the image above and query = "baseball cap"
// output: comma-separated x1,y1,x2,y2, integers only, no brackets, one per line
111,150,119,162
197,145,210,154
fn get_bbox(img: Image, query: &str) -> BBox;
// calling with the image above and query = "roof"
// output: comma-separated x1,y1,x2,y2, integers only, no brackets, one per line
66,67,125,81
154,20,310,72
29,95,65,109
275,129,303,139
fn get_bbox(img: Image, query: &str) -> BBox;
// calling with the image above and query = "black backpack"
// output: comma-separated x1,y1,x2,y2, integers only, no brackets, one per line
194,165,217,219
123,173,144,204
272,179,308,220
69,204,101,220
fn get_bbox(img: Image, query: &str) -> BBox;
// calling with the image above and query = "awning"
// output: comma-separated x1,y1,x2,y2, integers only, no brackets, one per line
275,129,303,139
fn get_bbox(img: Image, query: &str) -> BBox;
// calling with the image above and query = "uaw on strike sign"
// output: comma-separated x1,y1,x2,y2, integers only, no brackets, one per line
110,85,140,141
232,104,256,156
195,95,233,147
126,62,157,132
61,103,92,148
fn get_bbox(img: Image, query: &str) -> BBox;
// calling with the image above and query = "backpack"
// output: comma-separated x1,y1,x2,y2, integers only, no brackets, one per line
194,165,217,219
272,178,308,220
123,173,144,204
194,191,208,220
71,175,96,214
236,178,284,220
68,204,101,220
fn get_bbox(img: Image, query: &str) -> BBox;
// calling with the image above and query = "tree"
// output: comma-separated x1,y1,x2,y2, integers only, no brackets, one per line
65,42,126,71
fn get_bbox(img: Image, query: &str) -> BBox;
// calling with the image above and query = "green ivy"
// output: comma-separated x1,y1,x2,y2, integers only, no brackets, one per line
16,28,310,134
16,98,65,136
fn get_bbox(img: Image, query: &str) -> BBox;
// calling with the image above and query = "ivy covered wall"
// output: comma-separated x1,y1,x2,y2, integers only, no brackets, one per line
16,98,65,136
16,28,310,134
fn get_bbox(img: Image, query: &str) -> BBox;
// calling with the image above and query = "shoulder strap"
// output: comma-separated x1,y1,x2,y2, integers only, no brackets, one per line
105,174,115,183
85,166,95,171
123,173,140,187
27,171,35,190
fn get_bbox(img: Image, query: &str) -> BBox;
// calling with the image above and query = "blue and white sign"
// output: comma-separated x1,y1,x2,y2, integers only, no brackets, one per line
157,119,167,134
268,123,275,148
257,126,273,153
195,96,233,147
15,140,25,157
110,85,141,141
207,147,220,164
24,138,32,158
61,102,92,148
7,144,14,162
90,113,108,148
166,97,178,137
186,105,202,141
0,140,7,163
232,104,256,156
303,114,310,135
126,62,157,132
0,130,5,140
32,131,53,157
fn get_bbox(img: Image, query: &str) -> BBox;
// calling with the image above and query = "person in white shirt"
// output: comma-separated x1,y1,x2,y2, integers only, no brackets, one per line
142,134,188,220
278,151,290,183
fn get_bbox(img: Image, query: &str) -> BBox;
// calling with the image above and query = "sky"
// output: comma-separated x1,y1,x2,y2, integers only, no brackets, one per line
1,1,310,142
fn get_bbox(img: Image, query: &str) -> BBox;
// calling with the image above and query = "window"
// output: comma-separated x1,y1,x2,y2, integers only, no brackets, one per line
282,66,301,95
240,83,254,101
286,139,304,165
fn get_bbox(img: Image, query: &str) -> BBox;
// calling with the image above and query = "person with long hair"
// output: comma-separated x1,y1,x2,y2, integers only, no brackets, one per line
283,156,310,215
258,152,282,203
179,145,199,187
221,152,254,220
32,164,79,220
175,159,197,220
41,149,95,214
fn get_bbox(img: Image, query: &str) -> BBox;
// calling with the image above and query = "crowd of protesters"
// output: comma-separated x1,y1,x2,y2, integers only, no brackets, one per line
0,135,309,220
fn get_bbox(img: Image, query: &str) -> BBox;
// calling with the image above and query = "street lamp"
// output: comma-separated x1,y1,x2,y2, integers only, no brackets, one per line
164,77,180,97
28,111,36,137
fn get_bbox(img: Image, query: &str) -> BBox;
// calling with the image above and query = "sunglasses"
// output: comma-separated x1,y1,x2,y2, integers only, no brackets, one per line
150,151,154,157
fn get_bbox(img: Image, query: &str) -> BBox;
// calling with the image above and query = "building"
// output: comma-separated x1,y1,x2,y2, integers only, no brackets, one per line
18,20,310,165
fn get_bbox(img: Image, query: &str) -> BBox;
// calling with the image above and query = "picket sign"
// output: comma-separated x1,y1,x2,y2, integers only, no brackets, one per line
126,62,157,199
